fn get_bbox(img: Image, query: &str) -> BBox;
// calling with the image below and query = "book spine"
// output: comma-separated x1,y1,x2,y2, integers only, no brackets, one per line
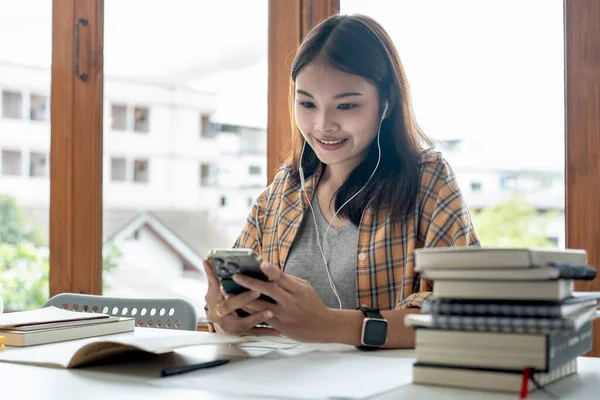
547,321,593,371
423,300,561,319
431,314,573,334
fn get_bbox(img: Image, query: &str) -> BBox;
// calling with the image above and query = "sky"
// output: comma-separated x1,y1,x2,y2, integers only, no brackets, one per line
0,0,564,170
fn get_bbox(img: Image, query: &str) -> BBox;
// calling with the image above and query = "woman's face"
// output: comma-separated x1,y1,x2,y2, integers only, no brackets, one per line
294,62,382,175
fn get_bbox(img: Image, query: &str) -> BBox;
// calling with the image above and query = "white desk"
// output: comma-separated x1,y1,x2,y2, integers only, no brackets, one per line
2,337,600,399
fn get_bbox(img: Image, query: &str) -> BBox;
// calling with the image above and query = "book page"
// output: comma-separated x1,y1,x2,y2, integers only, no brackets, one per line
152,350,414,399
0,327,253,368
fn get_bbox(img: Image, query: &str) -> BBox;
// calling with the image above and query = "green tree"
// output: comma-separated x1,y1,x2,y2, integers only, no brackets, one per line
0,195,122,310
0,243,49,311
471,196,559,248
0,195,44,246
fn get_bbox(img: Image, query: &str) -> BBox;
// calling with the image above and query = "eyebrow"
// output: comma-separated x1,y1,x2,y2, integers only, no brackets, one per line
296,90,363,99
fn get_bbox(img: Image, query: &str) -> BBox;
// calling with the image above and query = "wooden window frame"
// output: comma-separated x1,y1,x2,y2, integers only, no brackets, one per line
49,0,599,355
50,0,103,297
565,0,600,357
267,0,340,181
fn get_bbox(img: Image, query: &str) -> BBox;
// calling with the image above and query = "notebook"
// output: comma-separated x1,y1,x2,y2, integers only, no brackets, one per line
413,359,578,394
421,292,600,318
0,317,135,346
422,263,597,281
0,306,110,329
432,279,574,301
0,327,252,368
414,247,587,270
414,321,593,372
405,307,599,334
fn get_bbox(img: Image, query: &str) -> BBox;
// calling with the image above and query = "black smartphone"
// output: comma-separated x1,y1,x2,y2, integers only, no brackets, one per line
206,248,276,318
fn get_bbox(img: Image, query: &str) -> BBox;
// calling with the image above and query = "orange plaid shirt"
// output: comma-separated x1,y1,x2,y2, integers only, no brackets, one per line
234,151,480,310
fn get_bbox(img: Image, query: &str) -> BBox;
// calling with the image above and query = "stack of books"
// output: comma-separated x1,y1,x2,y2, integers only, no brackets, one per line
406,247,600,395
0,306,134,346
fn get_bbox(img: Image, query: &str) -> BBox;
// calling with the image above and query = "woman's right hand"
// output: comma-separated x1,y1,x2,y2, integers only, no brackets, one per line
203,260,278,336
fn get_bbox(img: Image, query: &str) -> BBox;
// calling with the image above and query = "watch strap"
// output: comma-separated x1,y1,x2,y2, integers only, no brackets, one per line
358,307,384,319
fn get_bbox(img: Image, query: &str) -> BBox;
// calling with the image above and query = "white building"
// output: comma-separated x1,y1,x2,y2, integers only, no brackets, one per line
0,60,268,312
437,139,565,247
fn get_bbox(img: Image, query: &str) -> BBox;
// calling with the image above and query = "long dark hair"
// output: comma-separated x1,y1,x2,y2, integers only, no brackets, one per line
287,14,434,224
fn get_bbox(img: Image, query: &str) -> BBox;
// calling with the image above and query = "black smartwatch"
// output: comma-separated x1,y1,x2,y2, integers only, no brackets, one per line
356,307,388,350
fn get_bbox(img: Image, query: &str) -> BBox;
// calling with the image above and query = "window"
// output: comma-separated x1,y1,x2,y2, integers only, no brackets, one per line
220,124,241,134
200,114,214,138
342,0,565,249
1,150,22,176
110,157,127,181
2,90,22,119
134,106,149,133
133,159,149,183
30,94,49,121
102,1,268,312
29,152,48,177
470,182,482,192
200,163,217,186
220,196,227,207
0,1,52,312
111,104,127,130
248,165,261,176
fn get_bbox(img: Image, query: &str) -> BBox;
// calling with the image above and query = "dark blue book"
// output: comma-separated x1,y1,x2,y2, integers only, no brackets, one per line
422,292,600,318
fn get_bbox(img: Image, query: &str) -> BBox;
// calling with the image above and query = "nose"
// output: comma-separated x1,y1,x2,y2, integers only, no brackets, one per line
315,108,337,133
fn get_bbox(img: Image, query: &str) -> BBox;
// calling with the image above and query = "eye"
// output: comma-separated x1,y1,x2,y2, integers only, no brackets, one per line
298,101,315,109
337,103,357,110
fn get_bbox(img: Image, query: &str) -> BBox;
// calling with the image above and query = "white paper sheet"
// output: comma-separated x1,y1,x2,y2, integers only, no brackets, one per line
152,350,414,399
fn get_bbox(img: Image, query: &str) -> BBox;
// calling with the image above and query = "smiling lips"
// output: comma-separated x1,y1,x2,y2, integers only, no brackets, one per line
316,137,347,150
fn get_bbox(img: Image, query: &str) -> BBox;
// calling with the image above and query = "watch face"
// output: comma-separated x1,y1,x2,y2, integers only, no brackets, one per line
365,319,388,346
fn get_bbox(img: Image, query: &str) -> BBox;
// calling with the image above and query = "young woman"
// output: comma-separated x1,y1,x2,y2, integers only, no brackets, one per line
203,14,480,349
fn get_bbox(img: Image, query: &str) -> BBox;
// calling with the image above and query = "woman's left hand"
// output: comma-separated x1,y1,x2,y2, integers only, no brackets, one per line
233,262,337,343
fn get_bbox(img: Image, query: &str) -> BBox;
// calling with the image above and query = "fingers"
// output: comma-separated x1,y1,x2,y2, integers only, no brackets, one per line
259,262,300,293
242,299,278,314
219,310,274,334
215,290,260,318
238,310,274,331
203,260,220,287
220,286,230,299
204,261,225,313
233,273,291,304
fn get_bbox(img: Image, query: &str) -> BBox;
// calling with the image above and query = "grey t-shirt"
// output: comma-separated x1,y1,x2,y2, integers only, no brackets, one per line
284,195,359,310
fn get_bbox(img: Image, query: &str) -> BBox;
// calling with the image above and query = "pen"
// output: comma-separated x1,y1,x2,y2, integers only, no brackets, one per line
160,359,230,377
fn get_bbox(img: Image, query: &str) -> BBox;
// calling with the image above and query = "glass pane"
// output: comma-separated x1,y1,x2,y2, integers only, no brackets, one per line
342,0,565,248
102,1,268,318
0,1,52,311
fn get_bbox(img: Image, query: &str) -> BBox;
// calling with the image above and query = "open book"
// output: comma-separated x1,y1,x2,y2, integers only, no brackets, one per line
0,327,251,368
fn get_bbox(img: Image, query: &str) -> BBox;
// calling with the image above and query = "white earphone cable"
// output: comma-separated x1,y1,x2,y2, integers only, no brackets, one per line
298,102,388,310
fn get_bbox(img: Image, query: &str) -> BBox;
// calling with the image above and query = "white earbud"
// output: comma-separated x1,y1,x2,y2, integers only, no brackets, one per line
381,101,388,121
299,141,307,188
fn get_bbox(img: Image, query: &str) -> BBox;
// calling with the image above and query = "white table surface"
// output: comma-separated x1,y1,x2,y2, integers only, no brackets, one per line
2,331,600,400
